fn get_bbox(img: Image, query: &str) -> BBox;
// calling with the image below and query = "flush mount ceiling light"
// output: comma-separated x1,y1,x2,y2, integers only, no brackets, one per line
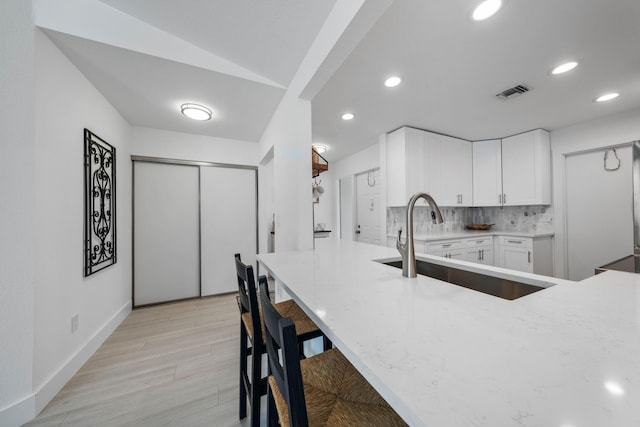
312,144,327,154
384,76,402,88
180,103,212,121
595,92,620,102
550,61,579,75
472,0,502,21
342,112,355,121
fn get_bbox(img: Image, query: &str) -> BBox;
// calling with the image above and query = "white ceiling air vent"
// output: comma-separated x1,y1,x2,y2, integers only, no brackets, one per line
496,84,530,100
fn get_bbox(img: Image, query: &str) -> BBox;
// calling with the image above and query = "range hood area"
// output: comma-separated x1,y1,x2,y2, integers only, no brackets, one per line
596,140,640,274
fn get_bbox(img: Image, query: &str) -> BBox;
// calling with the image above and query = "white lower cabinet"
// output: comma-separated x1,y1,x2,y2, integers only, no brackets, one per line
463,237,494,265
426,239,465,260
495,236,553,275
385,234,552,275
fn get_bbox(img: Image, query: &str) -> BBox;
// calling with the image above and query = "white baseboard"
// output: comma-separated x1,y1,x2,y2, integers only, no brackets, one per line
0,394,36,427
34,300,132,414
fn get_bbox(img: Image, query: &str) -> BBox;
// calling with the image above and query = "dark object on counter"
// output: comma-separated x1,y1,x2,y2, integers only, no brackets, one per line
595,254,640,274
466,223,495,230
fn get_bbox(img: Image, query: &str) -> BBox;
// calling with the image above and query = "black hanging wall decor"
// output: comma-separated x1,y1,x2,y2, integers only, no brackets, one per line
84,129,116,276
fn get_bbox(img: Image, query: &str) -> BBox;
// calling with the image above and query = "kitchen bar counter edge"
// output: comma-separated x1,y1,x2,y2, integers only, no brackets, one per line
257,238,640,427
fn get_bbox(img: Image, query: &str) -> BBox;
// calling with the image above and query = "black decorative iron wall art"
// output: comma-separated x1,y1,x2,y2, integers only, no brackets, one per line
84,129,116,276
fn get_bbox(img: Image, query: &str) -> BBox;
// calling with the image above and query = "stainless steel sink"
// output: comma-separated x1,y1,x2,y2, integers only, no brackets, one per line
378,259,548,300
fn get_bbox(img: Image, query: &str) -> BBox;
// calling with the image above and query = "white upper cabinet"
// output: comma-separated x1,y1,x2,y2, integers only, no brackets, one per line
387,127,472,207
386,127,425,206
472,139,502,206
501,129,551,206
388,127,550,207
472,129,551,206
439,135,472,206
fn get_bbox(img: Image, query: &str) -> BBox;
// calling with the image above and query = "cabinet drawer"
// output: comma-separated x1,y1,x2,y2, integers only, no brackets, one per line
426,239,463,252
464,237,493,247
499,236,532,249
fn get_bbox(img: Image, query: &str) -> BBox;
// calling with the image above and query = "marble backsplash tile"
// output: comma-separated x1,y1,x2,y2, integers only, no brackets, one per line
387,205,553,235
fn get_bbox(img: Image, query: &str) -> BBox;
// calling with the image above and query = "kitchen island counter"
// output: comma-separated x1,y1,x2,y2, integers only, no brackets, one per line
257,238,640,427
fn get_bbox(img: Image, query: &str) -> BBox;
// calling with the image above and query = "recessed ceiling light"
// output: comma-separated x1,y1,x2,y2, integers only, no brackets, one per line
551,61,578,75
313,144,327,154
342,113,355,121
472,0,502,21
604,381,625,396
385,76,402,88
180,103,212,121
595,93,620,102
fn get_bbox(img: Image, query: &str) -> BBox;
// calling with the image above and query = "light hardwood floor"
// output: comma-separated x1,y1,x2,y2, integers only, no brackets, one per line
24,294,259,427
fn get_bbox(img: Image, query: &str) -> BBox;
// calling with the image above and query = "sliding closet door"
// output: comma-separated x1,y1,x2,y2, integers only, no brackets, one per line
201,167,257,295
134,162,200,306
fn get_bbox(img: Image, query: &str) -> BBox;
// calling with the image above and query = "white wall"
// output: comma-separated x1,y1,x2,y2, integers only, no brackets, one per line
331,139,386,243
0,1,36,425
551,106,640,279
32,29,133,414
131,126,259,166
313,169,335,234
259,95,314,251
256,0,375,252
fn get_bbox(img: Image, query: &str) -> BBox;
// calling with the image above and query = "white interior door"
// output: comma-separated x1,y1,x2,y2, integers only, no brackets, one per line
565,146,632,280
201,167,257,296
134,162,200,306
356,169,382,246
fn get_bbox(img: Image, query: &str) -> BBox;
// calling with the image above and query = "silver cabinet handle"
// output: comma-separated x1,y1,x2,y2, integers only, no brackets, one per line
442,243,452,248
503,193,506,204
481,249,484,261
528,251,531,263
507,240,522,244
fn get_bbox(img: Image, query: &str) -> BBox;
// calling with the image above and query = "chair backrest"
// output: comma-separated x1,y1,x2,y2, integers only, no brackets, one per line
259,280,309,427
235,254,262,343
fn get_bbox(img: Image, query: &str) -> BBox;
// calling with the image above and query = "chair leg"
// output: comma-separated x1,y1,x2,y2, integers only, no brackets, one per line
323,335,333,351
239,324,247,420
249,341,262,427
267,383,279,427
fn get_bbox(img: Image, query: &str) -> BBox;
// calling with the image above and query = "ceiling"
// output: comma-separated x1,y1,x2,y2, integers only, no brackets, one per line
34,0,640,162
312,0,640,160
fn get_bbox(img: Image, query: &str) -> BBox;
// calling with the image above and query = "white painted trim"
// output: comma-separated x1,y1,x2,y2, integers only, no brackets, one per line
0,394,36,427
33,300,132,414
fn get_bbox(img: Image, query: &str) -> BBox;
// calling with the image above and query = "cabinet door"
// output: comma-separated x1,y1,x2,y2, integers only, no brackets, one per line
501,129,551,206
430,249,465,260
473,139,502,206
466,247,494,265
441,136,472,206
386,127,425,206
501,246,533,273
423,132,445,202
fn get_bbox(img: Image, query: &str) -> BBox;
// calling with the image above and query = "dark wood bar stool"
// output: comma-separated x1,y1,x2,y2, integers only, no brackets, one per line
259,279,407,427
235,254,328,427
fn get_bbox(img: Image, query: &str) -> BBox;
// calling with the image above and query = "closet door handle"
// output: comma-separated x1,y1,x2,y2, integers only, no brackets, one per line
528,251,532,263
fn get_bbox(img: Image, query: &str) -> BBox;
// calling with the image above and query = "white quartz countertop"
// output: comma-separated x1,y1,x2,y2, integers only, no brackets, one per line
388,229,555,241
257,238,640,427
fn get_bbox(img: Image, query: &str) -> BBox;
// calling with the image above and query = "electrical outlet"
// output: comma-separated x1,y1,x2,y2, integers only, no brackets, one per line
71,314,79,333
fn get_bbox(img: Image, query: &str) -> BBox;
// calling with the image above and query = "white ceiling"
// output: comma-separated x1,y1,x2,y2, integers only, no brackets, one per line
312,0,640,160
35,0,337,143
34,0,640,161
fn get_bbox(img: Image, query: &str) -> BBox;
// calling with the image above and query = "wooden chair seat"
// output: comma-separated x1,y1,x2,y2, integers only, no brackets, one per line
268,347,407,427
259,280,406,427
241,300,321,344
